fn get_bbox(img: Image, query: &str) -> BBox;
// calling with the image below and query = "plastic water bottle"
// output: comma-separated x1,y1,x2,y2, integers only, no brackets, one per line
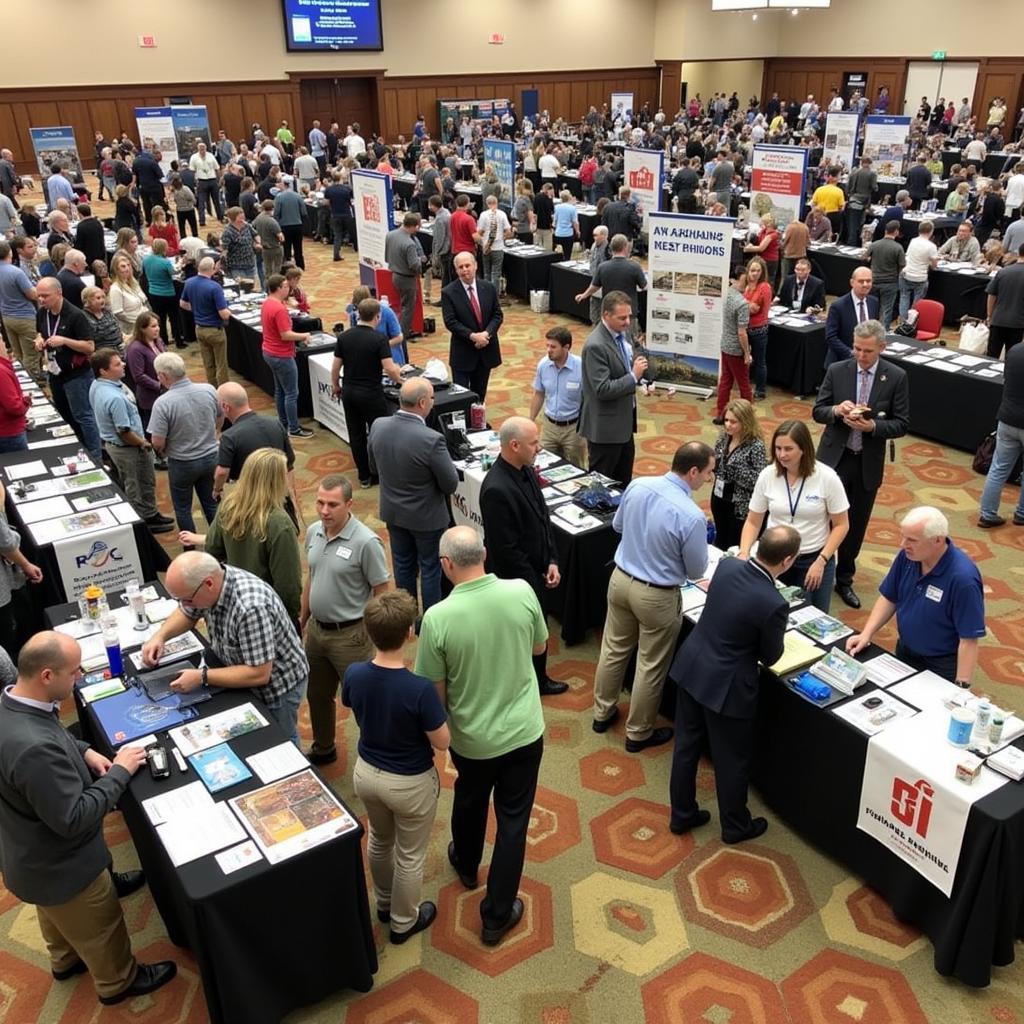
125,580,148,631
706,519,717,545
101,614,123,676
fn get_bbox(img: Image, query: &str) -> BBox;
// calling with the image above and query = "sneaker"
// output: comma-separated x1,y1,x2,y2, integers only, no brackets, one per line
978,515,1006,529
1014,514,1024,526
289,427,314,438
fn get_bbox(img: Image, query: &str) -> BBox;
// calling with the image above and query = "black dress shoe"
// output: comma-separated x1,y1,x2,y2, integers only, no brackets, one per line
669,809,711,835
98,961,177,1005
722,816,768,845
625,726,674,753
377,907,390,924
835,584,861,609
391,901,437,944
306,748,338,766
481,897,523,946
52,959,88,981
447,841,478,889
145,517,175,534
112,870,146,899
539,677,569,696
592,706,620,733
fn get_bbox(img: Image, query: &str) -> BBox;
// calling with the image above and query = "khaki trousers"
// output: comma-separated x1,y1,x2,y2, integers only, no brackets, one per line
35,868,137,1000
263,247,283,280
304,619,372,755
353,757,440,932
593,567,682,741
196,326,229,386
3,315,41,378
105,442,158,519
540,414,586,468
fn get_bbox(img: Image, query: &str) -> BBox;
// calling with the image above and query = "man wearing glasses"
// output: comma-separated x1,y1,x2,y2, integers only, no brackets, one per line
140,551,308,742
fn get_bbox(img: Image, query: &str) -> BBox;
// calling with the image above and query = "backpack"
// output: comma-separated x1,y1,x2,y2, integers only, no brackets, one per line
114,160,132,186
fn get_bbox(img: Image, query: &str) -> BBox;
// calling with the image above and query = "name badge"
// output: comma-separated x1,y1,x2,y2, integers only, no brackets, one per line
925,585,943,602
337,546,353,559
713,477,726,498
566,381,580,390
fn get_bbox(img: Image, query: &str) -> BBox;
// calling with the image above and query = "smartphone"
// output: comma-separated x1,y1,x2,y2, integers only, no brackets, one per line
146,745,171,780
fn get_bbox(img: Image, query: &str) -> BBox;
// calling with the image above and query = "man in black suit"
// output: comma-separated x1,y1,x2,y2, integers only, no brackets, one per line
824,267,878,367
813,319,910,608
777,259,826,313
73,205,107,268
601,186,642,242
479,417,568,697
667,525,801,844
441,251,503,401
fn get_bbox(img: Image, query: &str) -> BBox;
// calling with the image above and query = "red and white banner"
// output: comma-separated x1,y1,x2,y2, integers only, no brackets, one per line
624,147,663,231
750,145,807,231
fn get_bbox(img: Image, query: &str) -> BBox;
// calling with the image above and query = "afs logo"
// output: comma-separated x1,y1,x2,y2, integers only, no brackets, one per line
75,539,123,570
890,777,934,838
628,166,654,191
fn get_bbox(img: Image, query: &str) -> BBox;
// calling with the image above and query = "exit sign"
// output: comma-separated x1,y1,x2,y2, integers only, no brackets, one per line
488,32,504,44
932,50,946,60
138,34,156,47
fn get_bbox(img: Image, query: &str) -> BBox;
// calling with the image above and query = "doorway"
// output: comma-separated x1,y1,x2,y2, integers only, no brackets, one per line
298,76,378,138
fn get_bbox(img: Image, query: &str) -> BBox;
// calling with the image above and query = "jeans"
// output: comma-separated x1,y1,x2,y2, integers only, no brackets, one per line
898,276,928,320
263,352,300,431
845,204,867,245
748,325,768,397
166,453,219,532
0,432,28,453
980,421,1024,521
482,249,504,291
196,180,223,225
50,373,102,463
780,552,836,613
263,681,306,747
874,282,899,329
388,524,444,611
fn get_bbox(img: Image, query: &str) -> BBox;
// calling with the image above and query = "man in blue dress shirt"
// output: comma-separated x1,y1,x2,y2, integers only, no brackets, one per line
528,326,585,467
592,442,714,752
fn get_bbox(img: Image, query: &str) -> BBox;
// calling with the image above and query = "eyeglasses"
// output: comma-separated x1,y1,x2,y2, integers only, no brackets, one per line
178,577,210,607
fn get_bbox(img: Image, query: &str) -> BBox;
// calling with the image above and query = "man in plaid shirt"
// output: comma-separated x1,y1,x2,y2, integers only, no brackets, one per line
141,552,308,742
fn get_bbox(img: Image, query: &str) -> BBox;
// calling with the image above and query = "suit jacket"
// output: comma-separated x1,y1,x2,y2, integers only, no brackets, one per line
368,409,458,532
778,274,825,313
441,277,503,373
601,200,641,240
479,455,556,596
668,558,788,719
812,356,910,490
824,292,879,366
73,217,107,268
578,321,638,445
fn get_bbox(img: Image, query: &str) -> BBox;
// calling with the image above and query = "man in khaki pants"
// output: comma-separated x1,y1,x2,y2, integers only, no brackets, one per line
0,239,41,379
528,326,586,468
592,442,716,752
179,257,230,386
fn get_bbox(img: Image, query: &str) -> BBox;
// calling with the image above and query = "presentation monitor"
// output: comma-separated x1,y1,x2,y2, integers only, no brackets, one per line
282,0,383,51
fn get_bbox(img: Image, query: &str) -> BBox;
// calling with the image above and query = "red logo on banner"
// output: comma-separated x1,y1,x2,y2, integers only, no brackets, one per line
629,166,654,191
890,777,934,838
362,194,381,223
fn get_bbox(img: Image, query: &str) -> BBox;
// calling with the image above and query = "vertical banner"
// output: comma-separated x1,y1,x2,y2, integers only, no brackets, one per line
750,145,809,229
482,137,515,204
863,115,912,176
611,93,635,121
307,353,350,442
352,168,394,269
135,107,178,172
53,526,144,602
29,127,83,178
624,147,664,231
645,212,731,395
171,105,211,163
822,111,860,171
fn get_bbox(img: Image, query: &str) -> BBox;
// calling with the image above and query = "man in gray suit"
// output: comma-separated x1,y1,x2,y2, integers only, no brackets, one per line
578,290,648,485
369,378,459,611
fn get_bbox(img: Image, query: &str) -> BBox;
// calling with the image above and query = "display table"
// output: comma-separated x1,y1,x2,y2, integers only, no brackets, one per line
766,316,827,396
502,242,563,301
549,263,593,321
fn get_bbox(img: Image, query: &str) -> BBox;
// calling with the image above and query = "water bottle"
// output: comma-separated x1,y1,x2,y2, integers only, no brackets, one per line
125,579,148,631
101,614,123,677
706,519,717,545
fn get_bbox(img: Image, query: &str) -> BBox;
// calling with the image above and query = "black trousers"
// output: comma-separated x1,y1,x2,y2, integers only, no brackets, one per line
176,209,199,238
140,190,164,225
895,639,957,683
281,224,305,269
340,386,389,481
149,292,181,343
988,324,1024,360
710,493,745,551
670,687,756,840
833,448,878,587
450,736,543,931
453,365,492,403
587,437,635,486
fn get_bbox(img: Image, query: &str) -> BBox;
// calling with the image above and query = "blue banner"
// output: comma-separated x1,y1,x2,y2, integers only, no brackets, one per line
483,138,515,205
29,126,83,178
171,105,211,163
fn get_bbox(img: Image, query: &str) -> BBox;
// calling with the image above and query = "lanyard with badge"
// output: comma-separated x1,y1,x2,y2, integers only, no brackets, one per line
44,311,62,376
785,476,805,523
713,443,736,502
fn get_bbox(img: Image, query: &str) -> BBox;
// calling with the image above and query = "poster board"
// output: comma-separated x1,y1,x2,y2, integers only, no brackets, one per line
822,111,860,171
171,105,211,163
862,115,912,176
29,127,84,179
750,145,809,229
53,524,145,603
135,107,179,172
351,168,393,270
307,352,350,442
624,147,664,231
482,137,515,204
611,92,635,122
437,98,510,131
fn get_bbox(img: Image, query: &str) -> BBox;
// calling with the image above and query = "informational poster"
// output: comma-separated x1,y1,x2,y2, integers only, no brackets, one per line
307,352,350,442
644,211,731,394
438,99,511,130
28,127,84,178
171,105,211,163
482,137,515,204
53,525,145,603
862,115,912,176
624,147,664,231
750,145,808,229
351,168,393,269
135,107,179,172
611,92,635,122
822,111,860,170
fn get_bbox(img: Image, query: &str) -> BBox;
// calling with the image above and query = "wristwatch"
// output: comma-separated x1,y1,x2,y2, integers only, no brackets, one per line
954,679,971,689
201,664,209,688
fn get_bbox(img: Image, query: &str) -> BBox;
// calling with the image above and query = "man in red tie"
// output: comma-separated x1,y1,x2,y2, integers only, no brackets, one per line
441,252,503,401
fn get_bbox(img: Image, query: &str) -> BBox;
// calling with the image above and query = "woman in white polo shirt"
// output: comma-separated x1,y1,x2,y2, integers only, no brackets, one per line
739,419,850,613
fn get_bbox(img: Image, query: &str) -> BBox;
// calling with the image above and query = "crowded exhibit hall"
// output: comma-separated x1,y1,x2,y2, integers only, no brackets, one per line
1,0,1023,1020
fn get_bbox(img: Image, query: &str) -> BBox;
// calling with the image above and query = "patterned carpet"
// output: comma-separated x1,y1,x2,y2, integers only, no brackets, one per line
3,193,1023,1023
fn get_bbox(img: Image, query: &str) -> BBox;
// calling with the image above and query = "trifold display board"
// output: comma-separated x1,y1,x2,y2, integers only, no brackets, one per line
438,99,511,130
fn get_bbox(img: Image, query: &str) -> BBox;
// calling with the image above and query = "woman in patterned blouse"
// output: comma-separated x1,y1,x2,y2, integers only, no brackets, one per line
711,399,767,551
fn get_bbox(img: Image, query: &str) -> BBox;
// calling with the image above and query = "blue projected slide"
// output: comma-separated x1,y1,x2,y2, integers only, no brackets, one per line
282,0,383,51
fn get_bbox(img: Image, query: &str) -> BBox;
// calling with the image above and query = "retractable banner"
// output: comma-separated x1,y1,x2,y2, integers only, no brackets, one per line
29,127,83,178
822,111,860,171
750,144,809,229
863,115,912,176
611,92,635,121
135,107,178,172
624,147,664,231
171,105,211,163
352,168,393,269
482,138,515,204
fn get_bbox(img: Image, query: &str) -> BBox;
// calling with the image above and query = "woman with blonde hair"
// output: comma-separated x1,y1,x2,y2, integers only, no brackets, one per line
147,205,181,256
711,399,767,550
113,227,143,277
945,180,970,218
178,448,302,624
109,253,150,334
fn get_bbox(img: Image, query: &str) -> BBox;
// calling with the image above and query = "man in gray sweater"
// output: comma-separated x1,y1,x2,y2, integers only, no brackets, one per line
0,632,176,1004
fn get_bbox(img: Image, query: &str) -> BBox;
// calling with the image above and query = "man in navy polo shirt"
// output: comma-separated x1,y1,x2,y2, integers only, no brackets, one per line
179,257,230,386
847,506,985,685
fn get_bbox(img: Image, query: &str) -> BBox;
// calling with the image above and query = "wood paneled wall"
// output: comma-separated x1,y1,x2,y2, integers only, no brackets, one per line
974,59,1024,126
761,59,907,114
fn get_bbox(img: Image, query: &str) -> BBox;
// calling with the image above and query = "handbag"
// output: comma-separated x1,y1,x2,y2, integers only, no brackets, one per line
973,431,1023,483
959,321,989,355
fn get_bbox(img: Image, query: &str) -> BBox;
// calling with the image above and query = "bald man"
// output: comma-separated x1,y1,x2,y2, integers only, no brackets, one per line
478,417,567,696
825,267,878,367
0,632,176,1005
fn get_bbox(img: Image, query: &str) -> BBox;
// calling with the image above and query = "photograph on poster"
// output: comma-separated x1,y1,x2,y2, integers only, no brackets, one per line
650,331,670,345
673,273,698,295
698,276,723,298
651,308,671,321
651,272,673,291
675,309,695,324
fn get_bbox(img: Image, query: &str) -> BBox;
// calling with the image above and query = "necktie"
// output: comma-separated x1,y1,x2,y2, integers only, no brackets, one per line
467,285,483,327
795,282,804,307
615,332,631,371
858,299,867,323
849,369,871,452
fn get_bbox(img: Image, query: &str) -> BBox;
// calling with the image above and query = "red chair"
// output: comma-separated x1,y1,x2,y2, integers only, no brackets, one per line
912,299,945,342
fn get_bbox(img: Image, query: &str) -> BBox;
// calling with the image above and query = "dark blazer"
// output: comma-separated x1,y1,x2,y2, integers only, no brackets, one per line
368,409,458,532
578,321,637,445
441,277,503,374
778,273,826,313
601,200,642,240
669,558,788,719
812,356,910,491
824,291,879,366
479,454,556,597
74,216,107,268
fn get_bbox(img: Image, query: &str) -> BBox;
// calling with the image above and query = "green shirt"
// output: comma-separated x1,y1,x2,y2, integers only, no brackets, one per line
415,574,547,759
276,128,294,145
205,507,302,620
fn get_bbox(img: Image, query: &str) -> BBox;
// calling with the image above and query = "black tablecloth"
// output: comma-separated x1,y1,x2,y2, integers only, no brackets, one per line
503,248,561,301
546,518,619,646
557,172,583,201
549,264,593,322
579,211,598,250
766,320,827,396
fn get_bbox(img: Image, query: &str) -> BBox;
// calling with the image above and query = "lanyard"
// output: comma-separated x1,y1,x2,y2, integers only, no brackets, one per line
785,475,805,523
45,311,60,339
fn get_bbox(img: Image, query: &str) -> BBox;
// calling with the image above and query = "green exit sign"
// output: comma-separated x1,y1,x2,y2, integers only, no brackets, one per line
932,50,947,60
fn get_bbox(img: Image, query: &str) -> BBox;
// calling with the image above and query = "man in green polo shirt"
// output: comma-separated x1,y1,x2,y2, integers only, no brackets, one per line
415,526,547,948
